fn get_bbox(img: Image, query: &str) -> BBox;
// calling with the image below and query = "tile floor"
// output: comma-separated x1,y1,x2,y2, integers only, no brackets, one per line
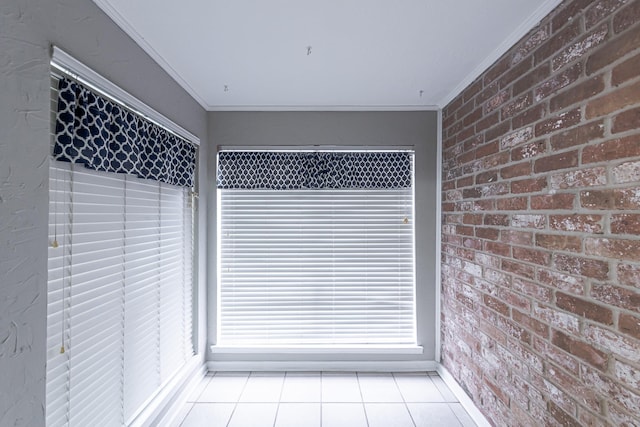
174,372,477,427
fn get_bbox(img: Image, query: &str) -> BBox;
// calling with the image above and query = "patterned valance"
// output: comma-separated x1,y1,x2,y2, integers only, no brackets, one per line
217,151,412,190
53,77,196,188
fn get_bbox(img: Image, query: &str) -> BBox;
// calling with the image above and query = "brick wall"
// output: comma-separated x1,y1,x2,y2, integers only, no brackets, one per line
440,0,640,425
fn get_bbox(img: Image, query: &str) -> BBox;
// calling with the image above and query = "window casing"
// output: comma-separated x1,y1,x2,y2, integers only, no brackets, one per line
217,150,416,347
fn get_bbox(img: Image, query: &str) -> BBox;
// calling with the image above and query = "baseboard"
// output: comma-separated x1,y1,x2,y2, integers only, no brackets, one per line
131,356,206,427
206,359,438,372
436,364,491,427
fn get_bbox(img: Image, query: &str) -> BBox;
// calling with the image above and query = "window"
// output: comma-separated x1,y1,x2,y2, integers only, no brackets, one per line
217,150,415,347
46,59,196,426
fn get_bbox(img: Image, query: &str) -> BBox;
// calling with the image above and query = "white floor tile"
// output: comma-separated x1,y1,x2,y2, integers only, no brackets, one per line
450,403,478,427
280,374,321,402
322,403,368,427
322,373,362,402
394,374,446,402
275,403,321,427
199,373,249,402
407,403,462,427
357,373,404,403
365,403,415,427
239,374,285,402
228,403,278,427
429,376,458,402
180,403,235,427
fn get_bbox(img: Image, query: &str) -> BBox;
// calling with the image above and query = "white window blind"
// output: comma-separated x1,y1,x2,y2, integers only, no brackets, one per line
46,73,194,426
217,152,416,347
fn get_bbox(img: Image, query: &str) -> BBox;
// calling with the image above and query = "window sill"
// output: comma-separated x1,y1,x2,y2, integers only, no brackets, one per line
210,345,424,355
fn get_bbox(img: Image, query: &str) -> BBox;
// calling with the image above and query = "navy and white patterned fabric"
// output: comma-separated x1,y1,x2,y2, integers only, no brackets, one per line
54,77,196,188
217,151,412,190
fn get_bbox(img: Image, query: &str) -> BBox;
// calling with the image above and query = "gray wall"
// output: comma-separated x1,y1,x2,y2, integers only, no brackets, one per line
0,1,207,425
207,111,438,362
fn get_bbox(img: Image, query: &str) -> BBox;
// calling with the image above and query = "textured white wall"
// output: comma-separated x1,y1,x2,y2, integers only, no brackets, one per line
0,1,207,425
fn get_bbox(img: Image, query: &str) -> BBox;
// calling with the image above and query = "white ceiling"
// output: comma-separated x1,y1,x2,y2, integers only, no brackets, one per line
93,0,562,111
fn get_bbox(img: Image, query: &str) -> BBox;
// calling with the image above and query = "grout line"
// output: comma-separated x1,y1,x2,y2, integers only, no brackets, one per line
356,372,370,427
225,372,250,427
319,371,323,425
393,373,418,427
272,372,287,427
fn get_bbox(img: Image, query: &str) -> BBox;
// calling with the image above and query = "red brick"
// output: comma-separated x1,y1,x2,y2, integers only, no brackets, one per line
534,302,580,333
462,187,482,199
498,57,537,90
502,93,532,119
500,230,533,245
533,336,579,374
514,278,552,302
513,247,550,266
484,55,512,87
612,52,640,86
619,313,640,340
513,63,551,95
462,79,483,103
581,188,640,210
612,106,640,134
511,140,547,161
550,74,606,112
550,167,607,189
484,214,510,226
549,214,603,233
484,121,512,143
512,26,550,65
612,0,640,33
443,181,455,191
535,233,582,252
540,17,582,58
500,127,533,149
512,104,548,129
586,80,640,119
556,292,614,325
611,213,640,235
511,214,546,229
533,150,579,173
475,111,500,133
502,259,536,279
511,177,547,194
463,213,483,225
476,171,498,185
551,0,593,33
475,141,499,159
584,324,640,361
582,136,640,163
457,176,474,188
550,120,605,151
538,269,586,295
585,0,629,28
549,401,582,427
484,295,510,316
485,90,510,113
463,106,484,127
591,284,640,313
618,263,640,288
462,237,483,250
531,194,575,210
535,109,582,137
476,82,500,106
497,197,528,211
534,62,582,102
552,330,609,370
551,24,609,71
484,240,510,256
585,237,640,262
500,161,531,179
586,19,640,74
477,227,501,241
554,254,610,280
512,310,548,336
